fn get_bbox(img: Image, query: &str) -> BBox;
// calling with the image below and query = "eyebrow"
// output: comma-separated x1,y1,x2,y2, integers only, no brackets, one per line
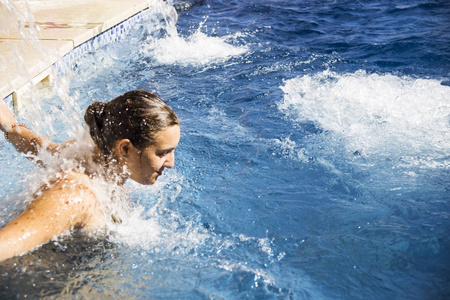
157,147,176,154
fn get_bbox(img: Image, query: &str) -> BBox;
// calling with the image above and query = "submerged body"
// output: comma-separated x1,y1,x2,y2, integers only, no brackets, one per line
0,90,180,261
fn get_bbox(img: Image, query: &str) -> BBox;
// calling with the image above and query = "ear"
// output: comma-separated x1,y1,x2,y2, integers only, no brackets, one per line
116,139,134,159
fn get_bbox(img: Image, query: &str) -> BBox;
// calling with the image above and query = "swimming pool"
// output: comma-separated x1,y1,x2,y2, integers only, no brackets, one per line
1,0,449,298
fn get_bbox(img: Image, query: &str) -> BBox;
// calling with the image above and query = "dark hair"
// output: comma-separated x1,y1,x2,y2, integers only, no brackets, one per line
84,90,179,158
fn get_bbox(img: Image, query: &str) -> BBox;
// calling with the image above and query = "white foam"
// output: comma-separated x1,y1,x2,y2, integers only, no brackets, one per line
140,16,248,66
279,70,450,167
94,170,209,257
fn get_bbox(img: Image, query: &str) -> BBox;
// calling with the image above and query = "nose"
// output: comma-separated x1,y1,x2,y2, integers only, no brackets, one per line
163,151,175,168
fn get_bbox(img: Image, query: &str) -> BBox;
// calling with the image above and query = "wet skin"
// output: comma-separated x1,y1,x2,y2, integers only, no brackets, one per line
124,125,180,185
0,125,180,261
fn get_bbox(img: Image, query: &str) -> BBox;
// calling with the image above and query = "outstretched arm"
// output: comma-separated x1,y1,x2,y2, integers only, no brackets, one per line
0,99,16,132
0,172,104,261
0,99,74,157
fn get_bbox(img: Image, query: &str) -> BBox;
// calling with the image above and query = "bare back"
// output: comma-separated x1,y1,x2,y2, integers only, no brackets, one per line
0,171,104,261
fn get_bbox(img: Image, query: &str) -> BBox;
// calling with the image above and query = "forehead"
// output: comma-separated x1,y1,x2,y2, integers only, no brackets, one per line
152,125,180,149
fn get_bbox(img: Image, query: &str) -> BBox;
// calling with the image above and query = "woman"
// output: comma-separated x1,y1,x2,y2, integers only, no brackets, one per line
0,90,180,261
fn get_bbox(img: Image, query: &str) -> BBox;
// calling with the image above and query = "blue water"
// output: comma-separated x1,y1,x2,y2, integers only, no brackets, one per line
1,0,449,298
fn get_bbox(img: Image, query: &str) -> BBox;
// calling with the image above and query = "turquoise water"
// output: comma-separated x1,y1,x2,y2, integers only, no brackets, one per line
1,0,449,298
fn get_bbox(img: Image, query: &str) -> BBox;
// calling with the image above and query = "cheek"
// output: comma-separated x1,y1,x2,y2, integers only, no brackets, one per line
145,156,162,170
154,158,165,169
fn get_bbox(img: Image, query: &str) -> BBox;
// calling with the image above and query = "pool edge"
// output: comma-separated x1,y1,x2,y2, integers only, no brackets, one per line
0,0,158,109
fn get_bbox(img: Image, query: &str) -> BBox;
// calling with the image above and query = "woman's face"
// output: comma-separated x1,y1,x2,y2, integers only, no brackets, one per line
125,125,180,185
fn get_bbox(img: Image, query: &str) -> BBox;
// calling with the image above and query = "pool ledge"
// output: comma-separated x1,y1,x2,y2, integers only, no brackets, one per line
0,0,160,109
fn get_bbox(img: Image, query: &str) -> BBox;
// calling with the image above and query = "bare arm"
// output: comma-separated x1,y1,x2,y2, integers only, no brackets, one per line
0,99,74,157
0,172,104,261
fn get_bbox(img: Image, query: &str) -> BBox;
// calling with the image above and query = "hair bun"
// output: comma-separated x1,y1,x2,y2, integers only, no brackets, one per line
84,101,108,155
83,90,179,159
89,102,106,122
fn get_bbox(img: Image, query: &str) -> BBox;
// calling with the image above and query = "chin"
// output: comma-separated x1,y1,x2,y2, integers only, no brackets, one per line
140,179,156,185
132,173,159,185
131,177,156,186
147,176,158,185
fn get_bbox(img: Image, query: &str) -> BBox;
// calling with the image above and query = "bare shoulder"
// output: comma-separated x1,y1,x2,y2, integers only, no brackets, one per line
0,171,104,261
32,172,87,203
50,170,93,188
54,171,93,194
31,170,105,228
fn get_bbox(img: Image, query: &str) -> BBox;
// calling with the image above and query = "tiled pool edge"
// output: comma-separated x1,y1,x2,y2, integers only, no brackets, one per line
57,9,152,74
2,7,153,109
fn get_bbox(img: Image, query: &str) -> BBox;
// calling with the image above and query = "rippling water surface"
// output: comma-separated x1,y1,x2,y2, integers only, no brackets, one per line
1,0,449,298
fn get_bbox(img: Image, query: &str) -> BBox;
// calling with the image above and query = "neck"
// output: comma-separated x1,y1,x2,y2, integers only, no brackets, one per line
91,147,128,186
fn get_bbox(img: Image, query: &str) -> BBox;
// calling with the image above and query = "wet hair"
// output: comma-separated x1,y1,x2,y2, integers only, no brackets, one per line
84,90,179,158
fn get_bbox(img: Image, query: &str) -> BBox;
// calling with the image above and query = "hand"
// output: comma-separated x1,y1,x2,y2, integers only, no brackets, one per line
0,99,17,132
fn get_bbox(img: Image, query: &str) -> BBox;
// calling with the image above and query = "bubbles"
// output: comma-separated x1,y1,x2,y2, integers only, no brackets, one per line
140,17,248,66
278,70,450,169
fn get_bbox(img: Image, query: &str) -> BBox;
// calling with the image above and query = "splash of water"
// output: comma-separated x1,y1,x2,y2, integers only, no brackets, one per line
140,14,248,66
1,0,84,147
278,70,450,169
1,1,286,295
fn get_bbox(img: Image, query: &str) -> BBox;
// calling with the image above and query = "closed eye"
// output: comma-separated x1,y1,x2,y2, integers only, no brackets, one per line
156,148,175,157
